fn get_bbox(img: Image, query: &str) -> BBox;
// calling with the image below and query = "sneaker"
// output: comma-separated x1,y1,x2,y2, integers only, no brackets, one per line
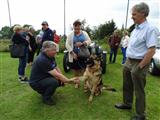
18,76,28,83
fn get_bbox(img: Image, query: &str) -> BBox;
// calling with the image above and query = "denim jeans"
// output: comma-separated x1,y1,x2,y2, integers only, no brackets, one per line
18,47,28,76
109,48,118,63
121,47,127,64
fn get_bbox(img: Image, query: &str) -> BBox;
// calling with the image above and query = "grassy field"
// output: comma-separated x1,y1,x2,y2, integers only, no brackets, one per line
0,52,160,120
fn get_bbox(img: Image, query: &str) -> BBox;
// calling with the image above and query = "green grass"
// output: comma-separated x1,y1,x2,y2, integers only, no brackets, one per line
0,52,160,120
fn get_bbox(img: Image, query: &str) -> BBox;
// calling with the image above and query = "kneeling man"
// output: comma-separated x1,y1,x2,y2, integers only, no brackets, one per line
29,41,79,105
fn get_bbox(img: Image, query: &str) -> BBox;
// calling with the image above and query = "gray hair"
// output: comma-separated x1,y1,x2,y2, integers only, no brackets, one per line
28,26,35,31
42,41,57,52
132,2,150,17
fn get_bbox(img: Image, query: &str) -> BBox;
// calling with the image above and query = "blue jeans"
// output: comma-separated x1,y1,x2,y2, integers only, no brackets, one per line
121,47,127,64
18,47,28,76
109,48,118,63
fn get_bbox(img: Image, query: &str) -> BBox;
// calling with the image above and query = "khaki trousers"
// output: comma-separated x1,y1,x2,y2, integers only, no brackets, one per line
123,58,149,117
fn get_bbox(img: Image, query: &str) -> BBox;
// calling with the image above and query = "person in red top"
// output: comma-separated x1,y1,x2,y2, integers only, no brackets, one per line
53,30,60,53
108,30,121,63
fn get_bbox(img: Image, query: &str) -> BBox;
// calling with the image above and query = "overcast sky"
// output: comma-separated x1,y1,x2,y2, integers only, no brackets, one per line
0,0,160,35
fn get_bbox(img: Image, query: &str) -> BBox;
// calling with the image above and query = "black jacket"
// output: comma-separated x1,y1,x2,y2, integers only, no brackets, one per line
11,33,29,46
42,28,53,43
28,33,37,51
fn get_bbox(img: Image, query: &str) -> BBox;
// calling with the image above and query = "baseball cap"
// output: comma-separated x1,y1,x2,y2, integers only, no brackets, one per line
41,21,48,25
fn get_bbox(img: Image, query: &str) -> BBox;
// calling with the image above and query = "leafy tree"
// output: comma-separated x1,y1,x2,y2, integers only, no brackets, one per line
128,24,135,33
92,20,117,40
0,26,12,39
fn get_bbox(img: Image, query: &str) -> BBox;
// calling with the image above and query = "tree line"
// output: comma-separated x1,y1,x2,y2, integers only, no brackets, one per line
0,20,135,40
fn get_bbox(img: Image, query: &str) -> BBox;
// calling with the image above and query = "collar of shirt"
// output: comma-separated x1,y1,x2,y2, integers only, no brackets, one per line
135,20,148,30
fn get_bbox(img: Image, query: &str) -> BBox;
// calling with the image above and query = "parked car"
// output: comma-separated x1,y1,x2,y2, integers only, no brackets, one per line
149,36,160,75
63,42,107,74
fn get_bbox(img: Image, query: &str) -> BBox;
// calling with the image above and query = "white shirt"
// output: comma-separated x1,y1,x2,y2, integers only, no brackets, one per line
126,21,157,59
120,35,130,48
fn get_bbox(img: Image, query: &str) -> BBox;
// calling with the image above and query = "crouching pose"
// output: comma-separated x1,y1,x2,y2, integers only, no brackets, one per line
29,41,79,105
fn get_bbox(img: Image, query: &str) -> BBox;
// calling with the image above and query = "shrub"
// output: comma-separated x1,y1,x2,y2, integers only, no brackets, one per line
0,39,11,52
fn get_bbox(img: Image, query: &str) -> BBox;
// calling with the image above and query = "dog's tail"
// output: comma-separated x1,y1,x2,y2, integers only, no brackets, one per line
101,85,116,92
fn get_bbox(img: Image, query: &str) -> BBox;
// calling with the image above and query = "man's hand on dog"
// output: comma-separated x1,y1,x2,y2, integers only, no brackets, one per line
69,77,80,85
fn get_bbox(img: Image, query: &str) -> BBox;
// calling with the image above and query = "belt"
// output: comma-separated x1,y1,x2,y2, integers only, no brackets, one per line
128,58,142,62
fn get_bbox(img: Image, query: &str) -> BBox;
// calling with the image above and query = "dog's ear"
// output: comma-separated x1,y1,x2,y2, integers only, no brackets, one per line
96,56,101,61
86,57,95,67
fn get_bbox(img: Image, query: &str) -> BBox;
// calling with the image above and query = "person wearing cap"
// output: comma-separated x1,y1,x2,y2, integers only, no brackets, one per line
41,21,53,43
29,41,80,105
11,25,29,83
115,2,157,120
65,20,91,88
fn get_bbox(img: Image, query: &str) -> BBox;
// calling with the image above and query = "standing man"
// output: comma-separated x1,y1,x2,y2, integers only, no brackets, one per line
29,41,79,105
115,2,157,120
108,30,121,63
41,21,53,43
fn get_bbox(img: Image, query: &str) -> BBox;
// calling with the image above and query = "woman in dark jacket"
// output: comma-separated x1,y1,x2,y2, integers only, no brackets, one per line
27,26,37,66
11,25,29,83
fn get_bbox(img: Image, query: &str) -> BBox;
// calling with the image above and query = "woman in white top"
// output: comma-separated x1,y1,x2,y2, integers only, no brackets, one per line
120,30,130,64
65,20,91,87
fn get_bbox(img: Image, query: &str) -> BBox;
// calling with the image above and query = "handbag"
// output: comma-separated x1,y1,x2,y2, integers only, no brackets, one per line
9,44,26,58
78,46,90,58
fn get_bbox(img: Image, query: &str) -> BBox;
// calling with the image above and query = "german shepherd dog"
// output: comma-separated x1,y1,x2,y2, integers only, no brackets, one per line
82,54,116,102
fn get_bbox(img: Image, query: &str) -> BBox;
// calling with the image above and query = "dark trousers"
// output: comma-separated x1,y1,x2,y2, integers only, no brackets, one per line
121,47,127,64
123,59,149,117
109,48,118,63
28,50,36,63
36,44,42,56
18,48,28,76
30,77,59,101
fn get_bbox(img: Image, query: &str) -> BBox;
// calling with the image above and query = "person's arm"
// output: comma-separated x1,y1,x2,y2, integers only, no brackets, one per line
139,47,156,69
115,36,121,46
108,36,112,47
48,29,54,41
55,67,62,74
26,35,32,51
139,27,157,69
65,32,73,52
48,69,79,84
82,31,91,46
20,33,30,46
